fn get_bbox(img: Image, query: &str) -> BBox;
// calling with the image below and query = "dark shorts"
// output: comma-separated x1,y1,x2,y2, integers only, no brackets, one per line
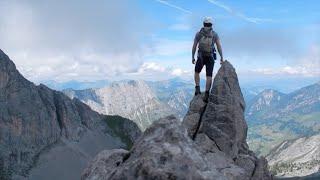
195,54,214,77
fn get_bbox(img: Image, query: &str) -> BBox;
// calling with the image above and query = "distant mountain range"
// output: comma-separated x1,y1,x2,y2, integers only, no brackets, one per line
53,78,197,130
246,82,320,156
63,79,194,131
63,80,175,131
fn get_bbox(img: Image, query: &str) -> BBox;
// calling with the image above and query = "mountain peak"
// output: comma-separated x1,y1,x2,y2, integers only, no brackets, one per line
82,61,272,180
246,88,285,114
259,89,284,102
0,49,16,71
0,49,31,90
0,50,141,179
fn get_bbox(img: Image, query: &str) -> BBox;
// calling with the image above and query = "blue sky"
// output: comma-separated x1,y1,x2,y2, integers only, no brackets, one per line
139,0,320,79
0,0,319,82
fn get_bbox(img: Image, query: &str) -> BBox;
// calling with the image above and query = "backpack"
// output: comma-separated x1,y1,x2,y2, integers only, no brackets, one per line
198,29,215,57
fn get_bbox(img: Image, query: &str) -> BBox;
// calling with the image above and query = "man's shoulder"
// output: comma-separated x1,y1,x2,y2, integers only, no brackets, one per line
212,30,219,39
212,30,218,36
194,31,202,41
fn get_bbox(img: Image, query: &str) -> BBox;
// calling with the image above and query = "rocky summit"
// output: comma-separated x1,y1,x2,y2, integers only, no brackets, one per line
0,49,141,180
82,61,273,180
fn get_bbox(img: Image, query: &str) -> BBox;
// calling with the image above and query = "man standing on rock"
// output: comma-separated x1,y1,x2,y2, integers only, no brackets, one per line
192,17,224,102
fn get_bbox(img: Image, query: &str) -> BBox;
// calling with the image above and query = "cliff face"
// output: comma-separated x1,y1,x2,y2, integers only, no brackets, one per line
0,49,141,179
82,61,272,180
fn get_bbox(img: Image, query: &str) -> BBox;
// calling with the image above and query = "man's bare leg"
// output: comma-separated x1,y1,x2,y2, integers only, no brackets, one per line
203,76,212,102
205,76,212,92
194,72,200,86
194,72,201,95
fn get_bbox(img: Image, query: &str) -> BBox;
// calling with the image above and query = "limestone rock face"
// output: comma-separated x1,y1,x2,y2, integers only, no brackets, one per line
0,49,141,179
82,61,273,180
199,61,247,158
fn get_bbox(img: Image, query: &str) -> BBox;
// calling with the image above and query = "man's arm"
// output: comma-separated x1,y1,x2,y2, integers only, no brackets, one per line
216,38,224,64
192,33,199,64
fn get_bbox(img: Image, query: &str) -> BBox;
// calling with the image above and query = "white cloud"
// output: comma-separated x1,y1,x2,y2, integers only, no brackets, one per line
12,51,143,82
125,61,192,81
251,45,320,77
171,68,191,76
0,0,150,82
137,62,166,73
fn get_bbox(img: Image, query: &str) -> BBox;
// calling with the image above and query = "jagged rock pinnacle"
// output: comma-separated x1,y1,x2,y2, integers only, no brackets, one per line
199,60,247,158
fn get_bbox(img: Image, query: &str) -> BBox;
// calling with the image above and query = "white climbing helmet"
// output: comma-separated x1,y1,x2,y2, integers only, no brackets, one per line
203,16,213,24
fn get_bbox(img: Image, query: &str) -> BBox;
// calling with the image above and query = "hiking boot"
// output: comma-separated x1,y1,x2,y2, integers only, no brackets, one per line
203,91,209,103
195,86,201,96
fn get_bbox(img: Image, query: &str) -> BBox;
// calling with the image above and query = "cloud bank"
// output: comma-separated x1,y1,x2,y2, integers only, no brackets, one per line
250,45,320,77
0,0,151,82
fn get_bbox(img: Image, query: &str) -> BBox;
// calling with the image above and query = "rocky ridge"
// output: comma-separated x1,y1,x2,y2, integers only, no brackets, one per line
0,49,141,179
82,61,272,180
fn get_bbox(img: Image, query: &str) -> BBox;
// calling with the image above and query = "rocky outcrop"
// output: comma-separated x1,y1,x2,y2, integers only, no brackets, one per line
82,61,272,180
0,49,141,179
196,61,248,158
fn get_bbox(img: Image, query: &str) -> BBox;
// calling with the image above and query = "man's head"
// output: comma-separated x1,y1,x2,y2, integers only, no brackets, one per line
203,17,213,27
